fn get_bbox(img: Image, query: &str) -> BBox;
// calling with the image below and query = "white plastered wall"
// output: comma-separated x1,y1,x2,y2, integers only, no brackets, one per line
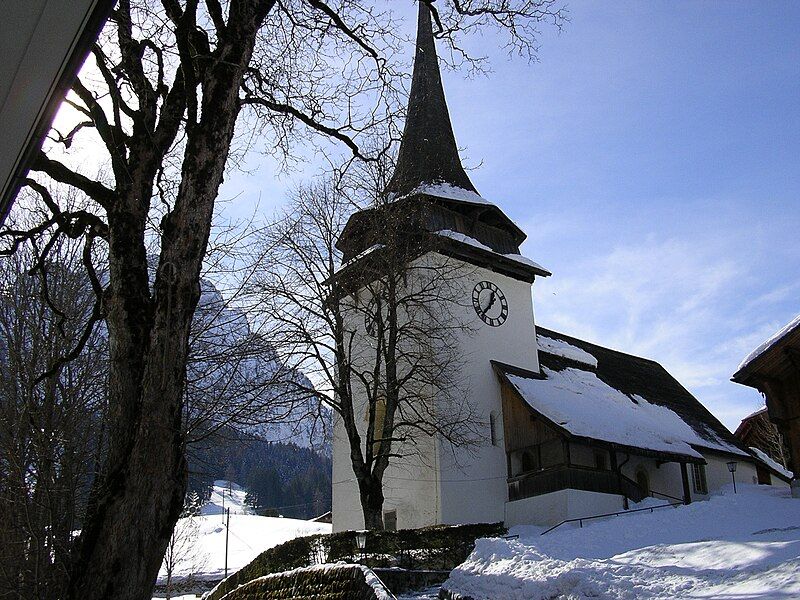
437,262,540,526
505,489,626,527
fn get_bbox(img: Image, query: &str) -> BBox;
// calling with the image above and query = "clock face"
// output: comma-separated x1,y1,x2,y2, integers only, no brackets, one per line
472,281,508,327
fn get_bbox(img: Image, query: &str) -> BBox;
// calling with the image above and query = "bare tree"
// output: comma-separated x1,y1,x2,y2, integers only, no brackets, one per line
252,163,482,529
1,1,565,596
161,493,206,600
0,228,107,600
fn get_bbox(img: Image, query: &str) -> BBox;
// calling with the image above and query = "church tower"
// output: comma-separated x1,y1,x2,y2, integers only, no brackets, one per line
331,3,549,532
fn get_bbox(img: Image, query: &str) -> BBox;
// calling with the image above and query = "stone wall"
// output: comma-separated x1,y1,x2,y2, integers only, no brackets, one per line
206,522,506,600
216,564,392,600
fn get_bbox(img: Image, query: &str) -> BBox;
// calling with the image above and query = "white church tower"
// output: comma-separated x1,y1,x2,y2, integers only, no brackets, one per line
331,3,550,532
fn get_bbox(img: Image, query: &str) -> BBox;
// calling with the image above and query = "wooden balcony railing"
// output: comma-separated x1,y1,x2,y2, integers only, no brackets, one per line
508,465,646,503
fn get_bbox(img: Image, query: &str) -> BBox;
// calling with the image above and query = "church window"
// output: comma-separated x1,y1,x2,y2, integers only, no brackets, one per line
692,463,708,494
366,397,387,455
490,412,498,446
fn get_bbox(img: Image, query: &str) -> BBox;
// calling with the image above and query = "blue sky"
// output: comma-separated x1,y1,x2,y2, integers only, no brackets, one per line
216,1,799,430
46,1,795,430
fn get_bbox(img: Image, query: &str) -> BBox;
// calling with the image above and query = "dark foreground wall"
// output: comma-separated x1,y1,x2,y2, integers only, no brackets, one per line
215,564,392,600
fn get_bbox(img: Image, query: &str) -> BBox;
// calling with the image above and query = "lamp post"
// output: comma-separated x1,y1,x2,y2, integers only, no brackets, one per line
355,530,367,564
727,461,738,493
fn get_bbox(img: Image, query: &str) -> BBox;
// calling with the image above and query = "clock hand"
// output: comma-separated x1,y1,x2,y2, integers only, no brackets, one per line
486,291,497,312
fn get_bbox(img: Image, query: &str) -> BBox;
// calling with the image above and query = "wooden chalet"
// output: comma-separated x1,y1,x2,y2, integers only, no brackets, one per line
733,314,800,492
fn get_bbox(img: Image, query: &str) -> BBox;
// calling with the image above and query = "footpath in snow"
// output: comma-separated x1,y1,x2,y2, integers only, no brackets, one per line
445,484,800,599
157,480,330,585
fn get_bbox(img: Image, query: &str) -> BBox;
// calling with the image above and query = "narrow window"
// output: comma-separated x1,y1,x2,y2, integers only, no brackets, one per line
692,463,708,494
366,397,387,454
490,412,498,446
384,509,397,532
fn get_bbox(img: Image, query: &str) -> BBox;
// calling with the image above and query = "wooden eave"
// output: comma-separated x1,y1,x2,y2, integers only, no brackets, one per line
418,193,527,245
491,360,706,465
437,236,550,282
336,192,528,259
732,325,800,388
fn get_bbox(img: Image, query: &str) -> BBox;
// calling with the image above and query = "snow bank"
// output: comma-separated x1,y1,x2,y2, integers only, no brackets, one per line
507,368,747,458
751,447,794,480
445,485,800,599
537,334,598,368
737,312,800,373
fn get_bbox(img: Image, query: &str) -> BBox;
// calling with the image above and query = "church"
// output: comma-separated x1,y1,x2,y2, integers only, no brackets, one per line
331,4,785,532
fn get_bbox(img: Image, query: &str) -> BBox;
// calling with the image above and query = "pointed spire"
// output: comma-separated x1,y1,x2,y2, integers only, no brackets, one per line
385,2,477,197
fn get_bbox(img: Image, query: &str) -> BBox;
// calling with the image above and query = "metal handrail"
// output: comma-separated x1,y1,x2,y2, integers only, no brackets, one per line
649,489,685,503
540,501,682,535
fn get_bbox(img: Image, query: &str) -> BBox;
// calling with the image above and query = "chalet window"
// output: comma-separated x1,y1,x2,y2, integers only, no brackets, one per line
540,439,563,468
692,464,708,494
490,412,498,446
384,509,397,532
594,450,607,470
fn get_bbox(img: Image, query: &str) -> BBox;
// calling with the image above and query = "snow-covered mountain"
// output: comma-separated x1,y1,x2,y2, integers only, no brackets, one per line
187,277,326,449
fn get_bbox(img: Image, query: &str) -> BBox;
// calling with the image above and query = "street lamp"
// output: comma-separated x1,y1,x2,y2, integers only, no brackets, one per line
727,461,738,493
355,531,367,564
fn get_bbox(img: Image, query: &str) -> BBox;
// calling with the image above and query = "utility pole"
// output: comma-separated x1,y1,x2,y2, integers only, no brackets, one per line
224,507,230,579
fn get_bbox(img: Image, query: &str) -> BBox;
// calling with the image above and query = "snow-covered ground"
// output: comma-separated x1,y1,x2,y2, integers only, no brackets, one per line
445,484,800,599
157,481,331,585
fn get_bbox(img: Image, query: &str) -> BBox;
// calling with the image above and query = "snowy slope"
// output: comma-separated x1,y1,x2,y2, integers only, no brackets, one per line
200,480,253,516
444,485,800,599
158,481,331,584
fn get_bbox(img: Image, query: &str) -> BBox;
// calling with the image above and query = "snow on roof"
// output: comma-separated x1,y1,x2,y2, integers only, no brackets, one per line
436,229,549,274
537,333,598,368
742,406,768,422
737,312,800,373
336,243,384,272
749,447,793,480
396,181,495,207
505,366,749,459
507,368,703,458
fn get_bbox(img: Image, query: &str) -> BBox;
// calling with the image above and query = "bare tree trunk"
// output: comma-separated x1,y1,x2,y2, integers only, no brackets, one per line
66,12,263,596
358,476,386,530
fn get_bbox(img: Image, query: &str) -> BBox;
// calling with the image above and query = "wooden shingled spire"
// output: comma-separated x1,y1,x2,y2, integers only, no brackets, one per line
384,2,477,197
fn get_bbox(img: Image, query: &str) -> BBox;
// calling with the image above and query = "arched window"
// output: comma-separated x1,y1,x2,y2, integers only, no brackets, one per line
521,450,537,473
636,469,650,497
